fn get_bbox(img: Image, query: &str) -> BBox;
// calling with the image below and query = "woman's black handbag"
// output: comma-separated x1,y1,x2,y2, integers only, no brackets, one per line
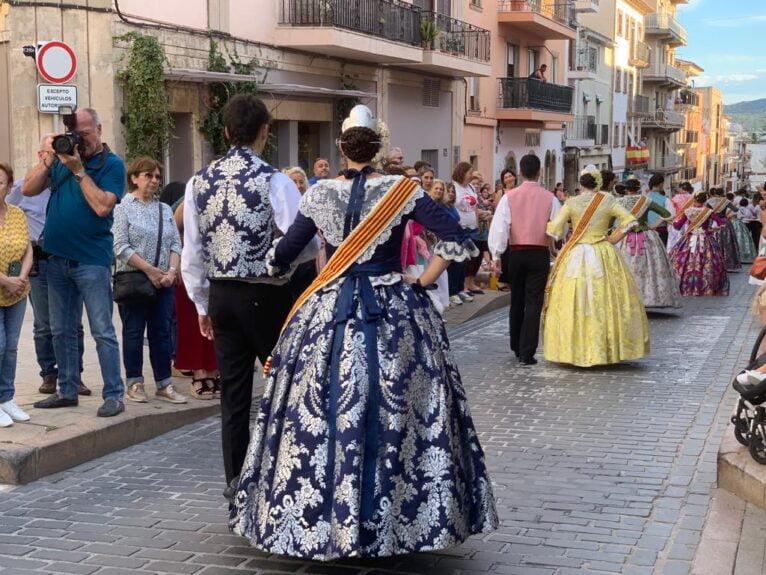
113,202,163,306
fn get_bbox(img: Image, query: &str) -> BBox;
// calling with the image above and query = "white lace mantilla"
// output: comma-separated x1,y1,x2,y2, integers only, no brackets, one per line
300,176,424,265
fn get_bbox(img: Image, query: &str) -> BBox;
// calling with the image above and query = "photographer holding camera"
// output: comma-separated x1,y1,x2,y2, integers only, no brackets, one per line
22,108,126,418
8,134,89,398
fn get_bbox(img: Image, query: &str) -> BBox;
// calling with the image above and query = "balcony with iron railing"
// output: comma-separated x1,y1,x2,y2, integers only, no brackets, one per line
628,94,651,118
570,43,598,79
497,77,574,121
424,12,491,61
643,61,686,87
565,115,596,146
276,0,492,75
629,41,650,68
643,108,685,131
497,0,577,40
573,0,599,13
645,12,687,46
677,89,700,108
650,154,683,173
276,0,422,62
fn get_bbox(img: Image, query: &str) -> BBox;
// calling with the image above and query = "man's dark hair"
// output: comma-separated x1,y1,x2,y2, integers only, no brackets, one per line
413,160,430,172
519,154,541,180
223,94,271,147
648,174,665,189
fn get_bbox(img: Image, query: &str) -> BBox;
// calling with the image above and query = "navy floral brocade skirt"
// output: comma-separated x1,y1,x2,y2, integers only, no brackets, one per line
229,277,498,561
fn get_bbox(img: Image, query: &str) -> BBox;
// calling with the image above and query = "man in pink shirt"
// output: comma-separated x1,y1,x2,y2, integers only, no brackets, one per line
488,155,560,365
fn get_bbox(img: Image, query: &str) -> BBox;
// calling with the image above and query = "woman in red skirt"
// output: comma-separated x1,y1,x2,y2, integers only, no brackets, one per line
172,194,219,399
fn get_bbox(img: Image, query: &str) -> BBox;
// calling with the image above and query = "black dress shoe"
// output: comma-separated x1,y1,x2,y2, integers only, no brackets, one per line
97,399,125,417
223,476,239,503
34,393,78,409
519,356,538,365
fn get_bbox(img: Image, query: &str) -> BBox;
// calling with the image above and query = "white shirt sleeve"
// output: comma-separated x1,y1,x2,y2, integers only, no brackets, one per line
551,196,562,219
488,195,511,259
269,173,320,263
181,177,210,316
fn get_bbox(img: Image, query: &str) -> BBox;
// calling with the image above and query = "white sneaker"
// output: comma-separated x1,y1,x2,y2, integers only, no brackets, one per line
746,370,766,385
0,409,12,427
0,400,30,422
458,291,474,302
449,295,463,305
737,371,749,384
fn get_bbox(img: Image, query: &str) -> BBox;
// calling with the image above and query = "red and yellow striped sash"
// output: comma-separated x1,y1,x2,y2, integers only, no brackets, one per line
543,192,606,314
683,207,713,237
263,176,420,375
712,198,727,214
675,196,695,221
630,195,649,217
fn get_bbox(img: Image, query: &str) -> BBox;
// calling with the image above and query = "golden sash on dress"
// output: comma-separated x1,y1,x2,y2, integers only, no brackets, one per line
263,175,420,376
543,192,606,314
712,198,728,214
607,196,647,242
683,207,713,237
675,196,695,221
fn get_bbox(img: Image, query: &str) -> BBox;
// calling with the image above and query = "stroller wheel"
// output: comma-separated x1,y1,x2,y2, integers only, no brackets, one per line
735,426,750,447
749,431,766,464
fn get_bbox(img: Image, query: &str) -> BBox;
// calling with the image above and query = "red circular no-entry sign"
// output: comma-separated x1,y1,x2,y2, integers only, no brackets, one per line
36,41,77,84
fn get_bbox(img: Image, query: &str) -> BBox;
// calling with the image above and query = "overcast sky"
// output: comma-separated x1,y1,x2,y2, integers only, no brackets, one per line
676,0,765,105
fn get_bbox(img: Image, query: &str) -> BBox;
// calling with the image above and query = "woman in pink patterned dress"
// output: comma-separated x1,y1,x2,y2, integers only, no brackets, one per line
669,190,728,297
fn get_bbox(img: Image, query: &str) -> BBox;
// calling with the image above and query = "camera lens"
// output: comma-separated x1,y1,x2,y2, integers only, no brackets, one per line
52,135,73,155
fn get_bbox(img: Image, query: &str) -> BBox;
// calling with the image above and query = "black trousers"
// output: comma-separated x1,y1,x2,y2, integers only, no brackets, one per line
209,280,292,484
507,249,550,359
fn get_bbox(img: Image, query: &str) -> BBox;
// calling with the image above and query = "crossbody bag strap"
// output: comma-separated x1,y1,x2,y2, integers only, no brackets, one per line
153,201,163,267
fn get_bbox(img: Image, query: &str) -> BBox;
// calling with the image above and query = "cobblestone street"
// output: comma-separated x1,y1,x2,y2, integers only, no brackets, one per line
0,273,760,575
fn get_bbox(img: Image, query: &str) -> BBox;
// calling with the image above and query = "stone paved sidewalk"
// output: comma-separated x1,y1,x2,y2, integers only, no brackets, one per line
0,273,760,575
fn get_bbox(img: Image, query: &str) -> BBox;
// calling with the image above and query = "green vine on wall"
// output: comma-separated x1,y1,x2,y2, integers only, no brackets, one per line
116,32,174,162
199,40,275,162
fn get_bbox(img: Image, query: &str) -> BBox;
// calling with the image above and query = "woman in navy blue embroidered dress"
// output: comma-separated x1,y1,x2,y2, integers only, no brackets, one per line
230,107,498,560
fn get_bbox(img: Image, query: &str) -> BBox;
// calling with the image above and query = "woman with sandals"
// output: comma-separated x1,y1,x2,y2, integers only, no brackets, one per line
543,166,650,367
669,190,729,296
615,177,682,309
229,105,498,559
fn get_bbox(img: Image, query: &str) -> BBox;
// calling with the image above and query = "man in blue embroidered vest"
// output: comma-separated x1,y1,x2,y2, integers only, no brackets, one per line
22,108,126,418
182,94,317,495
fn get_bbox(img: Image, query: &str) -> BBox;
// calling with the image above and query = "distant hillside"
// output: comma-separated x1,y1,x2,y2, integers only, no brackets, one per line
725,99,766,136
726,99,766,114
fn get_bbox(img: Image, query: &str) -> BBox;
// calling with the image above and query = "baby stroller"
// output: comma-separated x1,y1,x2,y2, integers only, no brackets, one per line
732,325,766,463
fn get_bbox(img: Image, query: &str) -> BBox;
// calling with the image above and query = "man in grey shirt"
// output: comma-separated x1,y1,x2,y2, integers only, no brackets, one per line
8,134,88,396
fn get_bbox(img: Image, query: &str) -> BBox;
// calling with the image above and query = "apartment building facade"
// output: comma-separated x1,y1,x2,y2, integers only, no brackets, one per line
638,0,688,185
563,0,614,193
692,86,725,188
0,0,492,183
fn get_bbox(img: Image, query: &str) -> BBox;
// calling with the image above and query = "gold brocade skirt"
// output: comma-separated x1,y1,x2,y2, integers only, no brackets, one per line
543,240,650,367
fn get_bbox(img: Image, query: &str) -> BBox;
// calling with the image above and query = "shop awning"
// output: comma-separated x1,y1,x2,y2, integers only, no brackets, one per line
164,68,377,99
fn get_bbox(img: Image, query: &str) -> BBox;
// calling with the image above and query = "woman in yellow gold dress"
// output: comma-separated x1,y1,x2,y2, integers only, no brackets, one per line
543,167,650,367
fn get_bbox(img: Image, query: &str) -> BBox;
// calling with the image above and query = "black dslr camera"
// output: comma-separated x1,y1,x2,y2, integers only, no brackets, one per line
52,109,83,156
